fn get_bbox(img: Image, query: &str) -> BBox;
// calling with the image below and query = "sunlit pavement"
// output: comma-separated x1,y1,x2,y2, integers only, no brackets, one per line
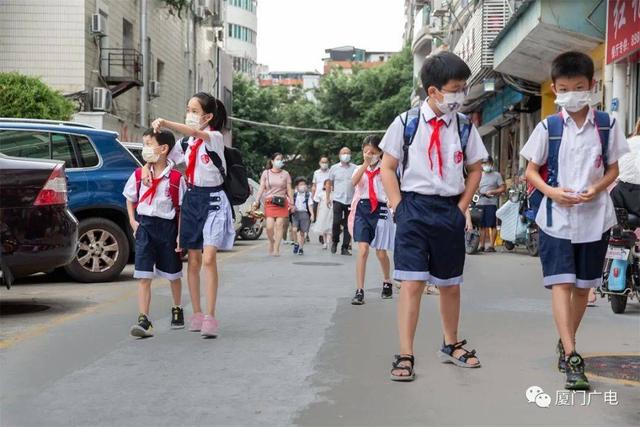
1,238,638,426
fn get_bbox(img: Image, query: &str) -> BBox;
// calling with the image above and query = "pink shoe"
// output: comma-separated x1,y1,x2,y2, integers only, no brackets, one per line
200,315,219,338
189,313,204,332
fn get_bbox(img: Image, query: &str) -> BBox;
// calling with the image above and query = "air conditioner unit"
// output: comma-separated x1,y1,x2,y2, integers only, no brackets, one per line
91,13,105,35
149,80,160,97
92,87,112,111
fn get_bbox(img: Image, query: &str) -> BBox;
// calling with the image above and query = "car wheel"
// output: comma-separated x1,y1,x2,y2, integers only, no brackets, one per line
64,217,129,283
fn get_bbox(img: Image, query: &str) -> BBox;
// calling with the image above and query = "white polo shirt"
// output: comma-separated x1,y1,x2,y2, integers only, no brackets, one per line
168,127,226,187
352,164,387,202
379,101,487,197
123,161,186,220
520,107,630,243
312,168,331,202
329,162,357,204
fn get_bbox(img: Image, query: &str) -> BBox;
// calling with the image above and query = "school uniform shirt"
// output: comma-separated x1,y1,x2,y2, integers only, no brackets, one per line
123,160,186,220
379,101,487,197
294,191,313,212
329,162,357,204
352,164,387,202
312,169,331,203
520,107,630,244
168,126,225,187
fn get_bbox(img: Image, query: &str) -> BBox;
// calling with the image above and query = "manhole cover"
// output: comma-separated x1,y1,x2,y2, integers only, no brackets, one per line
292,262,343,266
585,355,640,383
0,302,51,315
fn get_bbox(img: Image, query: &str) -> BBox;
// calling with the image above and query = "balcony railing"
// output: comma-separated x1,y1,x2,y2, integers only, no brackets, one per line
99,48,143,97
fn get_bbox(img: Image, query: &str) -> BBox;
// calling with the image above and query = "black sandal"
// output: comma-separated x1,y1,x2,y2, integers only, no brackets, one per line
390,354,415,381
438,340,481,368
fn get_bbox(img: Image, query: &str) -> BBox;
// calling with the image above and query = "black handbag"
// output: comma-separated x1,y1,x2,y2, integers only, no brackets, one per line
271,196,286,207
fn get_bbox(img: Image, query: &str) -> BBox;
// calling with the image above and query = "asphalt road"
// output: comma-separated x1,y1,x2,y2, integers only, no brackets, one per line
1,238,638,427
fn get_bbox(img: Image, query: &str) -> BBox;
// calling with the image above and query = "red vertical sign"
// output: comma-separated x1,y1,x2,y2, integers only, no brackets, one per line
607,0,640,64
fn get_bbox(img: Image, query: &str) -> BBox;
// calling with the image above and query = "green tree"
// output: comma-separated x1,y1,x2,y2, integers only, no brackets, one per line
231,45,413,178
0,72,75,120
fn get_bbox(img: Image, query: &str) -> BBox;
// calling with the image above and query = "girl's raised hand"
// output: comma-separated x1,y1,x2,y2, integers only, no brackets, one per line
151,118,165,132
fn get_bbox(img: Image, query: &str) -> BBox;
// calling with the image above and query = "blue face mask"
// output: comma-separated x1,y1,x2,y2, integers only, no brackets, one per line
273,160,284,169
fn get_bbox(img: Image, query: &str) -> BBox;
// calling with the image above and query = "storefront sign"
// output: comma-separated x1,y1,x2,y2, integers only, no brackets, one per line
607,0,640,64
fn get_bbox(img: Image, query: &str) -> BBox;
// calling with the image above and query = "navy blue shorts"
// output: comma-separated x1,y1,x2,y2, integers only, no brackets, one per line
393,192,466,286
538,230,610,289
180,184,225,250
134,216,182,280
479,204,497,228
353,200,388,244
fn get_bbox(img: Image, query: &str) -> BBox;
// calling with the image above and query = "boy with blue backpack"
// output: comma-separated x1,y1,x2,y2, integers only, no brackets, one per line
380,51,488,381
292,177,314,255
521,51,629,390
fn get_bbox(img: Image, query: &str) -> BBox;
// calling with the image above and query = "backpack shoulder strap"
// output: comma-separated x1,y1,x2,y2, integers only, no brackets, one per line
541,112,564,227
593,110,613,170
179,137,189,153
168,169,182,210
400,107,421,175
205,147,226,178
456,112,472,156
134,167,142,201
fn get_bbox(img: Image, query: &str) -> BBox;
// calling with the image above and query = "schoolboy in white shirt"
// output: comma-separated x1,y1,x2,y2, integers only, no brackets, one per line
521,51,629,390
380,51,488,381
123,129,186,338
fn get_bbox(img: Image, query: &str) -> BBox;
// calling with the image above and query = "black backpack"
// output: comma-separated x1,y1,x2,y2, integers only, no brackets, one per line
180,137,251,205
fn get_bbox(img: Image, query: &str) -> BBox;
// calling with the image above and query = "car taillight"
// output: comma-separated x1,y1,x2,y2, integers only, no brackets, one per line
34,164,67,206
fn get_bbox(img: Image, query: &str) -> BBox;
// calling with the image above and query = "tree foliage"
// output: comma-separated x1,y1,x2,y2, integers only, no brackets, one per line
0,72,75,120
232,46,412,180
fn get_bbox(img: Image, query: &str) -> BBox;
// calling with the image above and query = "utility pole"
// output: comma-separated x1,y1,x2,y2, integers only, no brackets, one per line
140,0,148,127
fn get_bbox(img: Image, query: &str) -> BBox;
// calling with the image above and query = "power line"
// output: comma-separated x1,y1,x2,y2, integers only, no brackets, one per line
229,116,387,134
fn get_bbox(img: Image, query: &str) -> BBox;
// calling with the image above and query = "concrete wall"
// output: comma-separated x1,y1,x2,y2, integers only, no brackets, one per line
0,0,86,93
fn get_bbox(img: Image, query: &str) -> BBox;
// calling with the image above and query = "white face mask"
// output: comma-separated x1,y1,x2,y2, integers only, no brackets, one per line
273,159,284,169
434,90,466,114
482,165,493,173
298,185,307,193
185,112,206,130
340,154,351,163
320,162,329,170
142,145,160,163
554,91,593,113
370,155,380,165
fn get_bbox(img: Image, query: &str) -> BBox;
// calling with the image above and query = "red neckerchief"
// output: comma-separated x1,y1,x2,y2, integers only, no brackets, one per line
427,117,445,177
139,176,163,205
365,167,381,212
184,138,204,185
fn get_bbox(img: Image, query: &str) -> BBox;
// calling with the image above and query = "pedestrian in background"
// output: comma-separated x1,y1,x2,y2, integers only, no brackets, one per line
477,156,505,252
521,51,628,390
380,51,487,381
349,135,395,305
329,147,357,255
254,153,293,257
312,179,334,249
151,92,233,339
312,156,332,243
292,177,314,255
